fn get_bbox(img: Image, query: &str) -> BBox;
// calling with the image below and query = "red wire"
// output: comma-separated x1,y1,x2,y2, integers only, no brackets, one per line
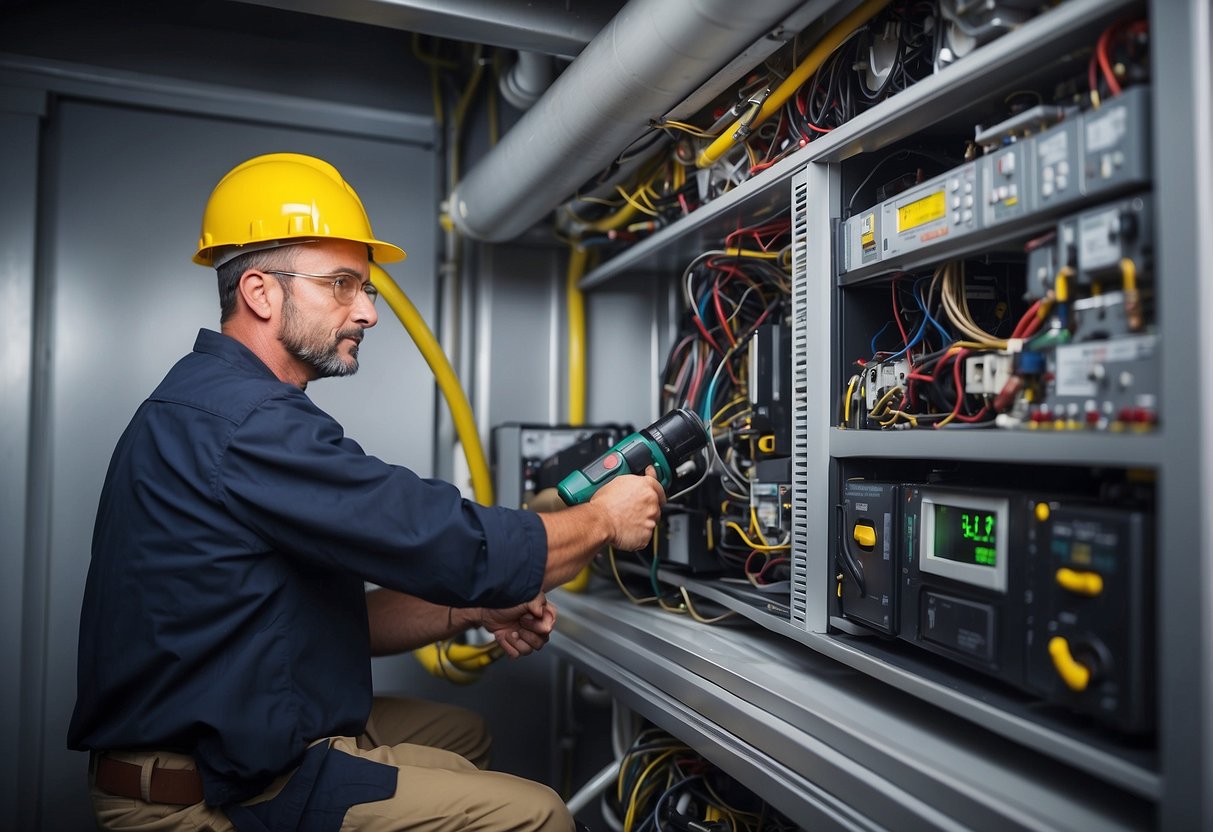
713,276,738,348
1011,299,1042,339
691,310,723,356
934,348,970,429
684,345,709,407
891,278,910,348
1097,25,1121,96
956,405,991,424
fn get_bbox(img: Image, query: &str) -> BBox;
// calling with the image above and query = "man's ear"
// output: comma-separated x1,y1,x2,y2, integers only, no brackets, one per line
238,270,276,321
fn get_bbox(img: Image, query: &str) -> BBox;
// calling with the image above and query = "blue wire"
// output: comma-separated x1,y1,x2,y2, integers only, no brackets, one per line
914,276,952,343
701,372,718,422
869,321,894,356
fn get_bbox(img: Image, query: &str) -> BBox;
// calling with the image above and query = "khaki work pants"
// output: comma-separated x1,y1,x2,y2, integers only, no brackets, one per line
89,696,574,832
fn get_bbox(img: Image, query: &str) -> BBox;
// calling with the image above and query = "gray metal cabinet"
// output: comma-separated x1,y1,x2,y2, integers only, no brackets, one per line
568,0,1212,827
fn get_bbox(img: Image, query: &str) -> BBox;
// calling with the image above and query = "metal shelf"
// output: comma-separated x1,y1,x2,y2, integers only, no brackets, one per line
578,0,1140,291
552,587,1154,830
828,427,1166,466
646,571,1161,800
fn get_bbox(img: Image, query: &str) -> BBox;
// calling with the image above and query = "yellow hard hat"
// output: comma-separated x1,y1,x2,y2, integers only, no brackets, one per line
193,152,406,267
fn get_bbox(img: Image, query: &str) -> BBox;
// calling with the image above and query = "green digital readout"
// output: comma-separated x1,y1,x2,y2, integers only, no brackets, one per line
933,503,998,567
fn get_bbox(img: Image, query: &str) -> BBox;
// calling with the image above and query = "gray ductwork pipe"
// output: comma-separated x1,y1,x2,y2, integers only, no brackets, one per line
499,51,556,110
448,0,804,242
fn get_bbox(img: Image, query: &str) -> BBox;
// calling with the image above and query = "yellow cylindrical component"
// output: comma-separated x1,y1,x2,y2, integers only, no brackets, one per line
371,265,494,507
1120,257,1137,292
696,0,891,168
564,245,591,592
567,246,588,426
1055,267,1073,303
1048,636,1092,692
1056,567,1104,597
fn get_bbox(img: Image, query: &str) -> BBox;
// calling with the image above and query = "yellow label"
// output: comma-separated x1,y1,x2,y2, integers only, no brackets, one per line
860,213,876,249
898,190,946,233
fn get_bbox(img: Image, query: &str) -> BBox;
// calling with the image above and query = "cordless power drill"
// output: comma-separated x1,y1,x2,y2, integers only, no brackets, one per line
556,408,708,505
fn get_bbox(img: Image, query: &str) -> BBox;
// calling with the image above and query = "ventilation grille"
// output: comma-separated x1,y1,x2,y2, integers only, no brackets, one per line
789,169,811,629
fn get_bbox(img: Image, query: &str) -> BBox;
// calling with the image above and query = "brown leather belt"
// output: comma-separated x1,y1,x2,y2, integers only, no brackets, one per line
95,755,204,805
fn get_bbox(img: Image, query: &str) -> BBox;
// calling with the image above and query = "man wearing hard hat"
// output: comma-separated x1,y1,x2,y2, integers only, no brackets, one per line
68,153,664,831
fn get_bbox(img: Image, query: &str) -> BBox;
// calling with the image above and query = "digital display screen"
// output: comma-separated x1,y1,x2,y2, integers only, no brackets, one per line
897,190,946,233
932,503,997,567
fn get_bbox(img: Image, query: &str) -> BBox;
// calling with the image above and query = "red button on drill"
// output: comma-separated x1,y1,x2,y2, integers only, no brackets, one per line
603,453,620,470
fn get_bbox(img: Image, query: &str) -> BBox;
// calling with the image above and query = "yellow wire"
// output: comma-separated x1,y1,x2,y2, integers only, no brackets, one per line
609,547,658,605
679,587,737,624
869,385,903,419
624,749,680,831
726,521,789,551
881,409,919,427
748,505,770,546
722,247,782,259
658,118,716,138
697,0,891,167
450,46,485,185
712,395,750,426
843,374,858,426
614,185,659,217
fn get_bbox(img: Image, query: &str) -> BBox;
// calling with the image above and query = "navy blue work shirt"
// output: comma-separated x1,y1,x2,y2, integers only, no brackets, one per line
67,328,546,806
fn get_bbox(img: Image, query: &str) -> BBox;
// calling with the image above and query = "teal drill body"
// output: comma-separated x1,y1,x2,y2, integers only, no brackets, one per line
556,408,707,506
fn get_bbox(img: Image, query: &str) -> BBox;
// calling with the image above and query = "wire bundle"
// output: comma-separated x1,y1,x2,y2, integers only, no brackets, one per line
789,1,937,139
560,2,944,248
660,221,791,508
1088,17,1150,110
841,260,1028,430
605,727,800,832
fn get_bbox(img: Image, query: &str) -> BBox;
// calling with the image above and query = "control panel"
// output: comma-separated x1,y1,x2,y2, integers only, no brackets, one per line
839,86,1151,276
835,481,1154,733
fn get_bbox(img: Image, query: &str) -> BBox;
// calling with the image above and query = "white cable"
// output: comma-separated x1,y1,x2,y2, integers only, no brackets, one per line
566,759,621,816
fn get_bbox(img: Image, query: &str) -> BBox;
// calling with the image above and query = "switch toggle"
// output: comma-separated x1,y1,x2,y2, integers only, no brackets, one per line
853,523,877,549
1049,636,1092,691
1056,567,1104,596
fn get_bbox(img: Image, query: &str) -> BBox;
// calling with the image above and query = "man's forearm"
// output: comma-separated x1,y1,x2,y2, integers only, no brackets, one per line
537,504,612,590
365,588,479,656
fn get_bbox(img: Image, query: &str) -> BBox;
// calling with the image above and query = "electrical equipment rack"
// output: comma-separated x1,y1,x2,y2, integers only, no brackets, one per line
570,0,1212,828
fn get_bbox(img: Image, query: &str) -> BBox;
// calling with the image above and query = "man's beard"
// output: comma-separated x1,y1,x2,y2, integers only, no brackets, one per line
279,294,363,379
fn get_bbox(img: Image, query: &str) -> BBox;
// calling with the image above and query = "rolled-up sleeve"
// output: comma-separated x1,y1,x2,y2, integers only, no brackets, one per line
215,391,546,608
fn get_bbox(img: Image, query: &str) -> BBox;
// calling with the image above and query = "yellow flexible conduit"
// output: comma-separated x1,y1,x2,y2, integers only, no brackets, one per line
567,246,588,426
562,247,592,593
371,264,494,506
696,0,891,168
370,264,501,683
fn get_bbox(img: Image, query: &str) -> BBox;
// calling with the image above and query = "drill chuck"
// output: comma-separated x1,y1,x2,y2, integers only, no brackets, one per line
642,408,707,466
556,408,708,505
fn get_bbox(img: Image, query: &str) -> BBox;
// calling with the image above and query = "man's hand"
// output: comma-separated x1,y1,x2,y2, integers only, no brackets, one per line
589,465,666,551
479,593,558,658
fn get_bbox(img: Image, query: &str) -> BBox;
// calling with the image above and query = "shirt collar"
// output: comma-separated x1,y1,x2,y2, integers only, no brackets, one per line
192,328,281,381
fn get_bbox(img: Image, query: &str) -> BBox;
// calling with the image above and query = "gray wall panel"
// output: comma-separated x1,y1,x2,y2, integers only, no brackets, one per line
0,106,42,825
477,244,563,429
586,271,665,429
